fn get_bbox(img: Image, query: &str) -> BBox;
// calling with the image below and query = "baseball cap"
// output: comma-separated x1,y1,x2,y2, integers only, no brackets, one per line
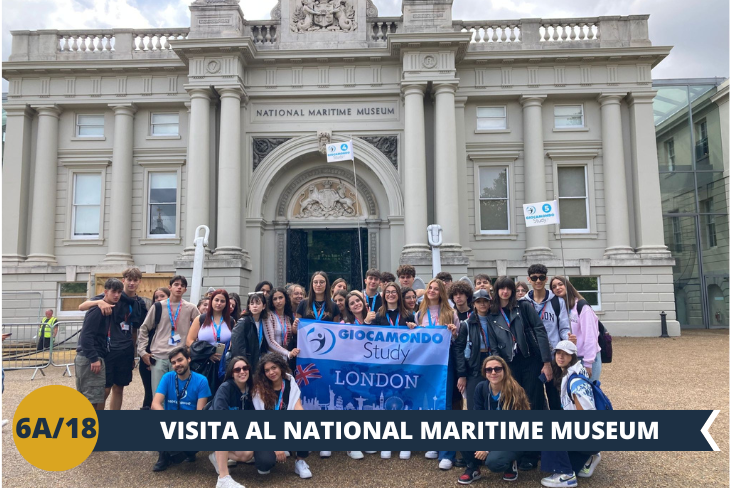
554,340,577,355
473,289,491,301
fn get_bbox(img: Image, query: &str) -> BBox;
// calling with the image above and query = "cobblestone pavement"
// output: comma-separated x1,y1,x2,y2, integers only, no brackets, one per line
2,330,728,488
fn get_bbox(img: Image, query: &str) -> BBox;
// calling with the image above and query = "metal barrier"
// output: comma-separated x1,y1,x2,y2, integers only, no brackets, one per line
50,321,82,377
2,323,53,379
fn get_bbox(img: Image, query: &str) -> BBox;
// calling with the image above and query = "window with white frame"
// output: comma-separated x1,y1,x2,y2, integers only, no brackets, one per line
554,105,584,128
569,276,601,311
75,114,104,137
148,172,177,237
58,282,88,315
478,166,510,234
665,139,676,171
557,166,589,232
476,106,507,130
72,173,102,238
150,113,179,136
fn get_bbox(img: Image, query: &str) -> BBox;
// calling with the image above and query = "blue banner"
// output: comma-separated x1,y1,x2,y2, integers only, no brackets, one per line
295,320,451,411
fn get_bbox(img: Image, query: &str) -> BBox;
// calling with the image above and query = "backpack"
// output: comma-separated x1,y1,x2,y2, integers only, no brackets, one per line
568,373,613,410
153,301,163,329
576,299,612,364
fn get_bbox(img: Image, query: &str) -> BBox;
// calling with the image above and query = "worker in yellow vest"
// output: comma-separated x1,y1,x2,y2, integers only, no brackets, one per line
36,309,58,351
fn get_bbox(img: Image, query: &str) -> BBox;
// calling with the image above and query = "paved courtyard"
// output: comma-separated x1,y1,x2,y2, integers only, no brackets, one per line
2,330,728,488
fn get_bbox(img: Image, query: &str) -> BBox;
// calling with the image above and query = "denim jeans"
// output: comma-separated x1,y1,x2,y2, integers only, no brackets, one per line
589,352,602,383
439,451,455,462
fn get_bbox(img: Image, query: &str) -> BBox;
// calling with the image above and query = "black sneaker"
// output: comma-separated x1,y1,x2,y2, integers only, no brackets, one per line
152,452,170,472
503,460,518,482
458,467,482,485
454,457,467,467
518,458,536,471
185,453,197,463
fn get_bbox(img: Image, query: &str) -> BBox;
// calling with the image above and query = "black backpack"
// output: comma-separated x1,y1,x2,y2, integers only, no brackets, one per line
576,299,612,364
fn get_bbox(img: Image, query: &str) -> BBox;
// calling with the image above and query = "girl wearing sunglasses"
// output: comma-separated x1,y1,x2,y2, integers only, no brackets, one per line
458,356,530,485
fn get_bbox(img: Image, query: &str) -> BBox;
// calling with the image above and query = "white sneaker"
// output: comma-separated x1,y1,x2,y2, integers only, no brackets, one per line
364,451,376,454
285,451,291,457
319,451,332,458
348,451,364,459
215,475,244,488
381,451,391,459
425,451,439,459
578,453,601,478
439,458,453,470
400,451,411,460
209,452,220,475
294,459,312,479
541,472,578,487
228,458,237,467
1,420,8,428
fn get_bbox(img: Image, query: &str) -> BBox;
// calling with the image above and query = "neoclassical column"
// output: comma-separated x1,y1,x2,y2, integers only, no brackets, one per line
2,105,35,263
183,87,212,254
215,86,244,256
433,83,463,255
103,103,137,264
627,91,672,257
27,105,62,263
520,95,553,259
401,83,429,259
454,96,471,255
598,93,634,257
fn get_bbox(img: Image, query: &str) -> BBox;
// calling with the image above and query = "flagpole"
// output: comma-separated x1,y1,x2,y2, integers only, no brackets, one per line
349,136,365,285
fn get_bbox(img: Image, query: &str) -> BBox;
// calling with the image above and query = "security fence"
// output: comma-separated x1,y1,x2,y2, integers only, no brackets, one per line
2,321,82,379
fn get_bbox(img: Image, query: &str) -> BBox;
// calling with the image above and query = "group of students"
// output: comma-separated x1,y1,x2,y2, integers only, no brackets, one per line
73,264,604,488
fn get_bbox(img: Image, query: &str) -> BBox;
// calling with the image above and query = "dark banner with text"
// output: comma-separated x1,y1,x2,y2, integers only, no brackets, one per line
92,410,720,452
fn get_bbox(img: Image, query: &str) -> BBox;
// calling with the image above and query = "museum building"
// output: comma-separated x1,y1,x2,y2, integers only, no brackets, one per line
2,0,680,335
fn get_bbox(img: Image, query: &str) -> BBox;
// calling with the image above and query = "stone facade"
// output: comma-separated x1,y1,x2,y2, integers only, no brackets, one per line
2,0,680,335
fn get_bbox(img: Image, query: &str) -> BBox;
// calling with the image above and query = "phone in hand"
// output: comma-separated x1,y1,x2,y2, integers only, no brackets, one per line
538,372,548,384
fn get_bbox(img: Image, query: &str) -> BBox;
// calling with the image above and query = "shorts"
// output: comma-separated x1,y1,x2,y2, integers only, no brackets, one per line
104,345,135,388
75,355,106,404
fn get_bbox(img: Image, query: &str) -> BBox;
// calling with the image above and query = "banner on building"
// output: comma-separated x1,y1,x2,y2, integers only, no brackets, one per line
295,320,451,411
326,140,354,162
523,200,560,227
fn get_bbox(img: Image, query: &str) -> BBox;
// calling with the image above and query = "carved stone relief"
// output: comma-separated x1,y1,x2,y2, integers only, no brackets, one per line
361,136,398,168
253,138,292,170
291,0,358,33
366,0,378,17
290,178,364,219
317,130,331,154
270,0,282,20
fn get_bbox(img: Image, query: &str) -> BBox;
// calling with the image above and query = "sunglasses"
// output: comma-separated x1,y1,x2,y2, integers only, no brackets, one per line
530,275,547,282
484,366,504,374
233,366,249,373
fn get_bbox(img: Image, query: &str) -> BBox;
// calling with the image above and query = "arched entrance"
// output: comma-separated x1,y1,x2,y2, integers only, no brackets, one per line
246,135,404,286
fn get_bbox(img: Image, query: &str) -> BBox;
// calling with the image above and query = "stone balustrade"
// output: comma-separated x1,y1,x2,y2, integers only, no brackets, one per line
245,21,279,47
454,21,521,44
369,18,400,43
539,18,599,42
132,30,189,51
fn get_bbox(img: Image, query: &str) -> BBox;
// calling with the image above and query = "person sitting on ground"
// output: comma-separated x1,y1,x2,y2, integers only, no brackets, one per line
151,346,211,472
458,355,531,485
252,353,312,479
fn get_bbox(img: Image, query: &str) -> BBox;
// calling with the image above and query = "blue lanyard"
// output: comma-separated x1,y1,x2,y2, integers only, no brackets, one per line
167,300,181,336
388,312,400,326
275,379,285,411
312,302,324,320
213,315,224,342
427,308,437,327
500,309,511,327
536,302,549,320
365,294,377,312
275,314,287,345
257,320,263,346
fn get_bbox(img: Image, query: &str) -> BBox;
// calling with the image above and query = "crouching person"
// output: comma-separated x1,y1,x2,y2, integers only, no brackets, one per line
458,356,531,485
209,356,284,488
151,346,211,472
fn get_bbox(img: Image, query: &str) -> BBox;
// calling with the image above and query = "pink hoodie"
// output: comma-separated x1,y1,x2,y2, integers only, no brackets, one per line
570,303,601,368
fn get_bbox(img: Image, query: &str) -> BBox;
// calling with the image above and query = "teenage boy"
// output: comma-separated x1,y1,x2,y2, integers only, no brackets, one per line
435,271,453,287
449,281,474,322
75,278,123,410
397,265,425,298
362,269,383,323
474,274,492,293
523,264,570,350
138,275,200,393
380,271,396,288
79,267,150,410
151,346,211,471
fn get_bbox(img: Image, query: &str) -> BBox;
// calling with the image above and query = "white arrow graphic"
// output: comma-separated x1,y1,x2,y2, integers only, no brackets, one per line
701,410,720,451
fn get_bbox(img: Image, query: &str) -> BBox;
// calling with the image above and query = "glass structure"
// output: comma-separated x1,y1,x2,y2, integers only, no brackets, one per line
654,78,729,328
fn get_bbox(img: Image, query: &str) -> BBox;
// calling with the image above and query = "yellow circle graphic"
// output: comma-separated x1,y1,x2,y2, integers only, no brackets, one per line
12,385,99,471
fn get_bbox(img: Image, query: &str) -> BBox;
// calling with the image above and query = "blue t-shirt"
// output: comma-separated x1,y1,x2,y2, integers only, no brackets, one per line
156,371,211,410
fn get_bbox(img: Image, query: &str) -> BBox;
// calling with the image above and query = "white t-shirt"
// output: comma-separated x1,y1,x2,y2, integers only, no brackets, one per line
560,363,596,411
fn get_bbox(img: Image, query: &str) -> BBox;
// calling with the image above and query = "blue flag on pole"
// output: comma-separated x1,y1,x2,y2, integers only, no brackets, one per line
295,319,451,411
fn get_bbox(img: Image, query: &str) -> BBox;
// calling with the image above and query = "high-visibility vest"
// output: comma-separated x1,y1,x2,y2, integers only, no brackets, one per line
38,317,58,338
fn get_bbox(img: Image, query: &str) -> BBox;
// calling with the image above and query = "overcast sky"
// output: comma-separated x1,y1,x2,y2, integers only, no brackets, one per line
2,0,728,86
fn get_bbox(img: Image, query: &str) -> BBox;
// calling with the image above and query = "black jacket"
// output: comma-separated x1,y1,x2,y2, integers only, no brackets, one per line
372,310,416,326
486,301,552,364
230,315,263,369
76,306,110,363
455,313,490,378
212,378,254,411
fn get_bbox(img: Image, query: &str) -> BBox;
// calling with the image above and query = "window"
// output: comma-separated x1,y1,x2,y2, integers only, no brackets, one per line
72,173,101,238
665,139,676,171
476,106,507,130
76,114,104,137
557,166,589,232
702,198,717,248
478,166,510,234
569,276,601,311
554,105,584,128
150,113,179,136
148,172,177,237
672,216,683,253
58,282,88,315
